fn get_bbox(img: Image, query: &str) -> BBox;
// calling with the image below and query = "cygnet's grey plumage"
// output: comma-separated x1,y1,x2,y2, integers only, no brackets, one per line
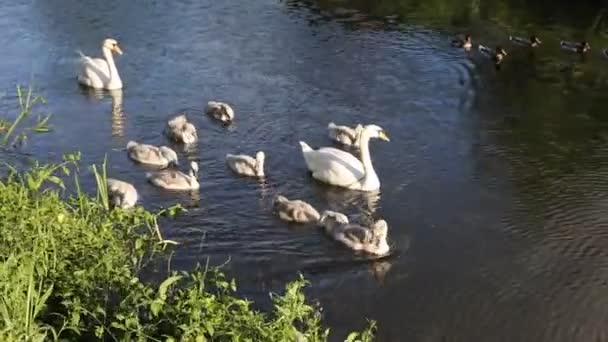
226,151,265,178
206,101,234,124
327,122,363,147
164,114,198,144
318,210,390,256
107,178,138,209
273,195,320,223
146,161,200,190
126,141,179,167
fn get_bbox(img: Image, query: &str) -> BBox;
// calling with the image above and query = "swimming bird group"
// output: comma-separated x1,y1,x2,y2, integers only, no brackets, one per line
452,32,605,68
78,38,392,257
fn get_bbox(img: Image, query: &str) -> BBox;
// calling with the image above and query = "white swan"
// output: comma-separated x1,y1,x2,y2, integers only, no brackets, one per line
328,122,363,147
77,38,123,90
107,178,138,209
318,210,390,256
226,151,265,178
126,141,179,167
299,124,389,191
146,161,200,190
273,195,320,223
206,101,234,124
164,114,198,145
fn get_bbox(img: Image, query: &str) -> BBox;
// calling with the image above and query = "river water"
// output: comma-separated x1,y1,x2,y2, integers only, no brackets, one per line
1,0,608,340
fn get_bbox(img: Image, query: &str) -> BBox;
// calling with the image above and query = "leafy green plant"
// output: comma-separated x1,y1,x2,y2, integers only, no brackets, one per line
0,158,376,341
0,85,52,148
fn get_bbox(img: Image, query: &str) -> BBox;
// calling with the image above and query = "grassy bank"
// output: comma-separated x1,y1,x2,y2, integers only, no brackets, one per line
0,88,376,341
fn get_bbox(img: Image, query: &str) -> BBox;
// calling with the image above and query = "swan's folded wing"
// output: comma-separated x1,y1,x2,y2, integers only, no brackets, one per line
79,57,111,86
305,148,364,187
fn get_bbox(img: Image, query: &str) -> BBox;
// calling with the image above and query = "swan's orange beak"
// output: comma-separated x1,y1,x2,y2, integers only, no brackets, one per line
113,45,123,55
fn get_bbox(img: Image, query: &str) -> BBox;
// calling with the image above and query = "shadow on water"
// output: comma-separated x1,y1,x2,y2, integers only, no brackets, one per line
1,0,608,340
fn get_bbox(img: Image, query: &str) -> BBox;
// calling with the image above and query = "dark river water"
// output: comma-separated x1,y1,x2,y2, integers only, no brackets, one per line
2,0,608,340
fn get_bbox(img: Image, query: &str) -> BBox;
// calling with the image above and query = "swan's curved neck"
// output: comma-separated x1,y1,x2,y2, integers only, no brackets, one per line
358,131,379,187
256,158,265,177
103,47,122,86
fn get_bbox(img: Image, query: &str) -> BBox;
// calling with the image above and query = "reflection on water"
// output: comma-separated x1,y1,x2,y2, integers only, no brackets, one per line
79,87,125,137
1,0,608,340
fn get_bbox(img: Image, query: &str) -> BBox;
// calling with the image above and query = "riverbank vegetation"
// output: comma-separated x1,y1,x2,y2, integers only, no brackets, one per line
0,88,376,341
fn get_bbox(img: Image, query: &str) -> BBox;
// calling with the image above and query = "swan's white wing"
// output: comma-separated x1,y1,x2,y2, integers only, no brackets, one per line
302,147,364,187
78,55,110,89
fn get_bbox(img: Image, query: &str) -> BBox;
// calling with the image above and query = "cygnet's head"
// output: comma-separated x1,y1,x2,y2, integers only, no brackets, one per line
255,151,265,177
274,195,288,207
372,220,389,240
103,38,123,55
159,146,179,166
363,124,390,142
220,104,234,123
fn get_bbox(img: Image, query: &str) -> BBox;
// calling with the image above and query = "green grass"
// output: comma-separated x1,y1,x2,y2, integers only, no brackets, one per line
0,85,52,149
0,89,377,341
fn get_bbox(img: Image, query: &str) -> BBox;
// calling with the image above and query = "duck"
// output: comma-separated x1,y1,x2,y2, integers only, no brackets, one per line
478,44,508,64
146,161,200,190
164,114,198,145
273,195,320,223
126,141,179,167
206,101,234,124
560,40,591,54
77,38,123,90
452,34,472,50
299,124,389,192
509,35,542,47
226,151,265,178
106,178,138,209
328,122,363,147
318,210,390,256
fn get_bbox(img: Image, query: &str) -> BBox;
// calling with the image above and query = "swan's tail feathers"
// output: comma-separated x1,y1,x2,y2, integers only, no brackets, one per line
299,141,313,153
328,122,336,129
126,141,137,149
